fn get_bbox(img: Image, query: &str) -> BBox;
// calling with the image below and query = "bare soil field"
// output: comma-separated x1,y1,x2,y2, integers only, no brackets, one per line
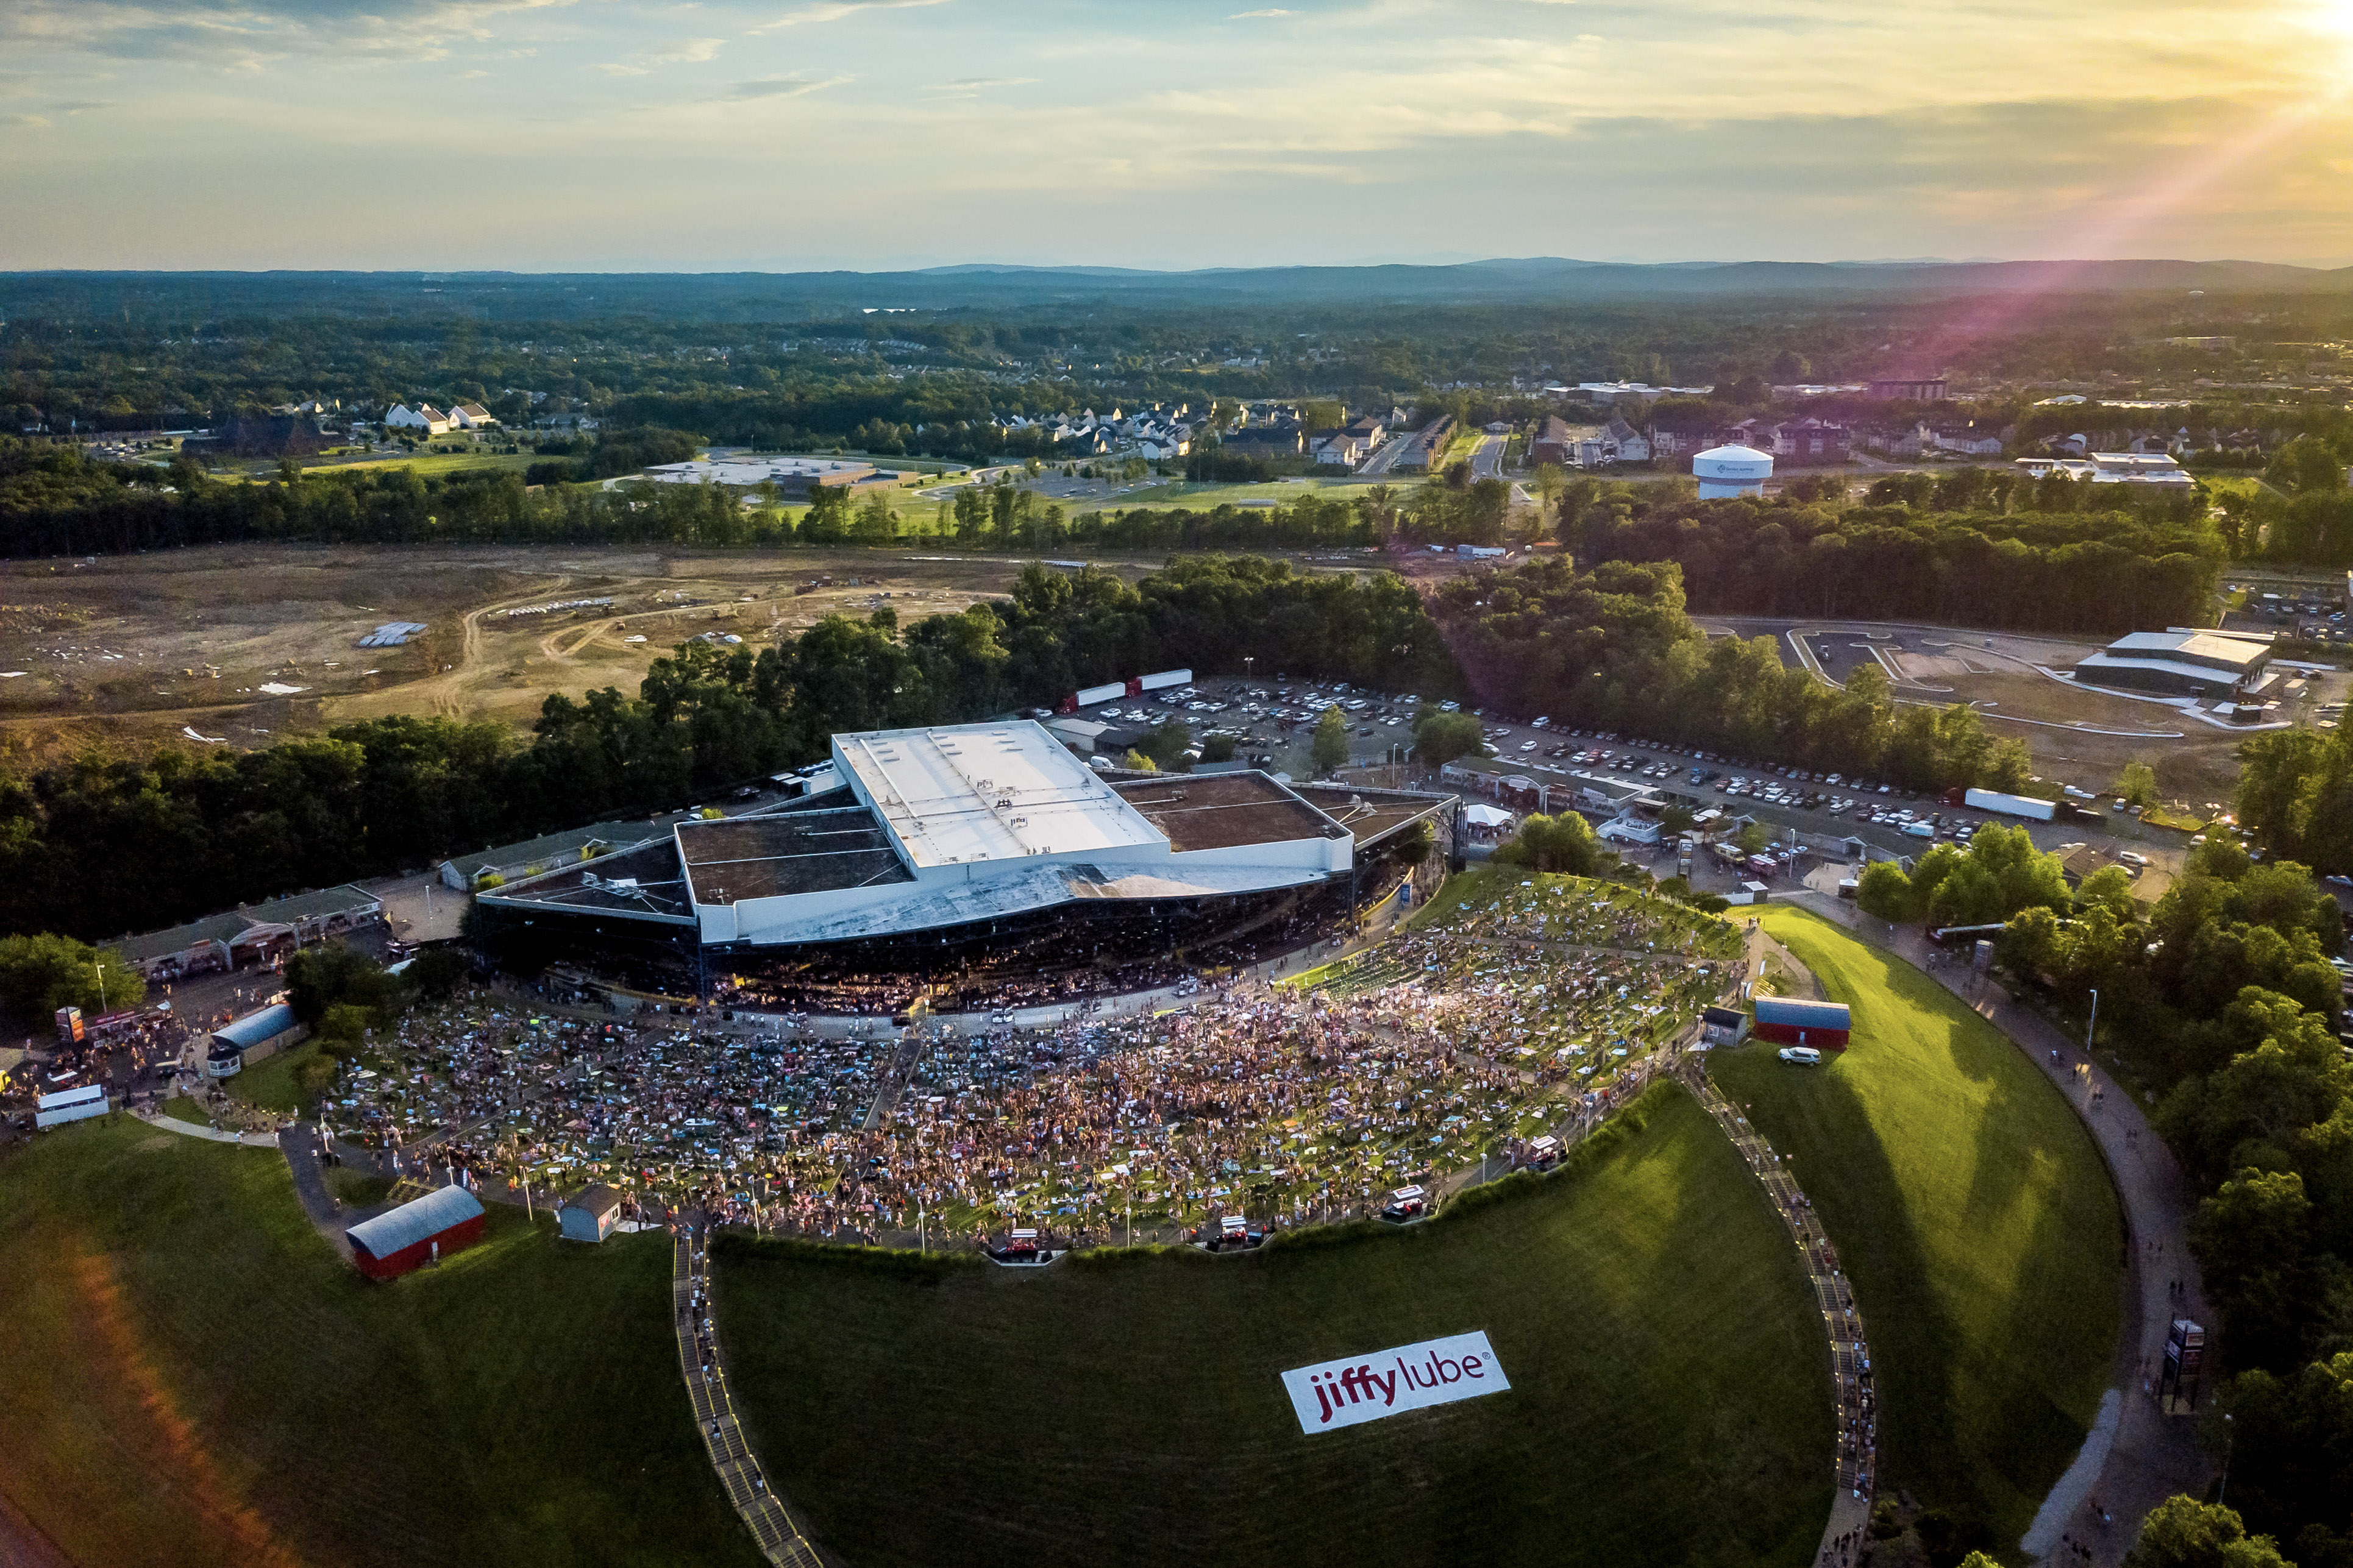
0,545,1167,767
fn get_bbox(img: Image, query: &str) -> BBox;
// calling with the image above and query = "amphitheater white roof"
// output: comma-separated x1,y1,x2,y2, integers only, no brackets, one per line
833,724,1164,869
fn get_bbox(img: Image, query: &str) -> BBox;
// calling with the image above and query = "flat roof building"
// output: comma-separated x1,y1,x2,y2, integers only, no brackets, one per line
2071,629,2274,700
476,721,1450,958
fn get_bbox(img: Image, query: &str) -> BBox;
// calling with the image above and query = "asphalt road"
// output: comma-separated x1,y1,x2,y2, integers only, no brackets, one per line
1469,434,1505,480
1356,436,1411,477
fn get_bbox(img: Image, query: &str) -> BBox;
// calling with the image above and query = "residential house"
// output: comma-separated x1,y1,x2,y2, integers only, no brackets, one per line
1221,427,1306,459
1931,424,2005,456
1530,416,1574,467
385,403,452,435
1601,417,1650,463
449,403,499,430
1312,433,1367,467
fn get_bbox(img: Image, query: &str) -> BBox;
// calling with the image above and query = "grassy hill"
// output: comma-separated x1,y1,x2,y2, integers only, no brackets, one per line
714,1082,1834,1568
1711,907,2123,1547
0,1119,753,1568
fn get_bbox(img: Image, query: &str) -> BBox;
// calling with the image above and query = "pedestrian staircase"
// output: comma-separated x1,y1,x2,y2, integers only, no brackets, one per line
673,1230,831,1567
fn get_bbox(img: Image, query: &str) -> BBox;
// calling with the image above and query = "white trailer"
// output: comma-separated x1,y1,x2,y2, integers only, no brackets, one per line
1964,788,2057,822
35,1083,110,1129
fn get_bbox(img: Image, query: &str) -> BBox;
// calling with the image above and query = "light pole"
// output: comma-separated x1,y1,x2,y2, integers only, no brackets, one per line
2086,988,2099,1059
2219,1411,2234,1507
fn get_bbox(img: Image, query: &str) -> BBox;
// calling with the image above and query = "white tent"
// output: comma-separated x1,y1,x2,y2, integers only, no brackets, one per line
1462,804,1514,828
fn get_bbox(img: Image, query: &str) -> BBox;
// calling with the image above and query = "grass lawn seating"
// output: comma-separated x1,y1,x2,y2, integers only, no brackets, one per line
1712,907,2122,1547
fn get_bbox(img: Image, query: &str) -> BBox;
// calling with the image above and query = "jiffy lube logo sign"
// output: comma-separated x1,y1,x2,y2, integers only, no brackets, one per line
1281,1331,1510,1433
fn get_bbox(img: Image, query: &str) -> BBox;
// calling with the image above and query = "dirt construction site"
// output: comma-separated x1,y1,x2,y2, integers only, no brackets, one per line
1738,618,2348,815
0,544,1169,768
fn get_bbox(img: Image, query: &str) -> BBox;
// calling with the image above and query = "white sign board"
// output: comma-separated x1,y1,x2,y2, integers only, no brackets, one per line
1281,1330,1509,1434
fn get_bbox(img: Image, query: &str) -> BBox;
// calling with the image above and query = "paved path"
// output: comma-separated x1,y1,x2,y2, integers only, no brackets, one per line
1686,1071,1878,1565
1772,892,2213,1566
130,1104,283,1148
674,1227,830,1567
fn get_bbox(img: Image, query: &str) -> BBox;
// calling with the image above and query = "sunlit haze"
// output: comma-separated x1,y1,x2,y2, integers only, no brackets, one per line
4,0,2351,270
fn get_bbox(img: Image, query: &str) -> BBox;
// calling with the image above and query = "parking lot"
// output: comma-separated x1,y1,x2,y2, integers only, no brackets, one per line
1069,682,2195,892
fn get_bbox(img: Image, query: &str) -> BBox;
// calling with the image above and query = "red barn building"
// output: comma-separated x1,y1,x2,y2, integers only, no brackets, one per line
1751,996,1852,1051
347,1184,486,1280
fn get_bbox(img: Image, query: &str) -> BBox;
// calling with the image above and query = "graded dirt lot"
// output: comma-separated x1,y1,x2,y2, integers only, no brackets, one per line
1767,620,2295,814
0,545,1166,766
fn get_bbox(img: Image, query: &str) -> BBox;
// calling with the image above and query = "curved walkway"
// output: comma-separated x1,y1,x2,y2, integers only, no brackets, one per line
1776,892,2213,1566
674,1227,831,1568
1686,1071,1878,1566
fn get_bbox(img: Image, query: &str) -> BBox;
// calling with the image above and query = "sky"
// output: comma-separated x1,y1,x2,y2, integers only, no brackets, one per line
2,0,2352,272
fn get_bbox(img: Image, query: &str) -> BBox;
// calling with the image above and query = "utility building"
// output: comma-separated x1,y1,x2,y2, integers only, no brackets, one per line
1751,996,1852,1051
347,1185,487,1280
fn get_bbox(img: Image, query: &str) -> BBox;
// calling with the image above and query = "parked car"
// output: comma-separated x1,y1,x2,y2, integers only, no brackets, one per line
1778,1046,1823,1066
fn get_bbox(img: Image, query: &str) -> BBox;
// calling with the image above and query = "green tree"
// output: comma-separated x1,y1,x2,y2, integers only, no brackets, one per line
2191,1167,2320,1374
1311,705,1351,776
1493,812,1606,875
2118,761,2161,809
285,943,399,1030
854,490,897,544
1856,861,1917,924
2216,1351,2353,1560
0,932,146,1020
2124,1496,2292,1567
1412,710,1487,766
1200,733,1237,764
1133,721,1193,770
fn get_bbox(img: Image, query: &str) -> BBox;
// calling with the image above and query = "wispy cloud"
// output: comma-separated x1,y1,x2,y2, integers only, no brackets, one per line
652,37,725,64
1229,8,1290,16
727,73,852,98
2,113,52,127
750,0,949,32
594,62,649,75
925,75,1034,93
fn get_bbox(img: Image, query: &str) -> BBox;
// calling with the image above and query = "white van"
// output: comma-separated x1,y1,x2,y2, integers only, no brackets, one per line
1778,1046,1823,1066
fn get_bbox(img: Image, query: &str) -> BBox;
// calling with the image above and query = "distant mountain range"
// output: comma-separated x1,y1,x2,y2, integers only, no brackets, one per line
6,257,2350,322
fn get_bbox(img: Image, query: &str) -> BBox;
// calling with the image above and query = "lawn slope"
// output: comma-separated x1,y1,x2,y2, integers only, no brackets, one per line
0,1119,753,1568
717,1083,1833,1568
1712,907,2123,1544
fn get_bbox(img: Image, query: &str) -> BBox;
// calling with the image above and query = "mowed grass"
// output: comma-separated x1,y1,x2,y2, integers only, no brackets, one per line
224,1039,321,1113
1711,908,2122,1541
716,1084,1835,1568
0,1119,755,1568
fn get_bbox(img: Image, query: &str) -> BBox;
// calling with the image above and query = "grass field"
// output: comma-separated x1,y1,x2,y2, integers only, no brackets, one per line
1710,908,2122,1544
0,1119,754,1568
716,1083,1835,1568
225,1040,321,1113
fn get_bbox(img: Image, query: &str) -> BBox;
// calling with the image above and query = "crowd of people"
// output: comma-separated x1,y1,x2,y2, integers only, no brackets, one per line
320,873,1748,1249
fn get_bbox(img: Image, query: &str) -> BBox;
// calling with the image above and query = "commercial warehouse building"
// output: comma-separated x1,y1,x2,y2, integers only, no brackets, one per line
2070,629,2275,700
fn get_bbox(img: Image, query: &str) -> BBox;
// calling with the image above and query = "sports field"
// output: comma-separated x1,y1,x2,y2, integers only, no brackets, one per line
715,1083,1835,1568
0,1119,754,1568
1710,907,2122,1545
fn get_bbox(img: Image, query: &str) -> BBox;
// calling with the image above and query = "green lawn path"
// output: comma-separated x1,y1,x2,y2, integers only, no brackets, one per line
1712,907,2123,1544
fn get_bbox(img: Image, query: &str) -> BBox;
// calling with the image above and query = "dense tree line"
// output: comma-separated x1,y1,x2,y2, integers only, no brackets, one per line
1559,481,2225,634
0,556,1450,942
1424,556,2034,790
1907,831,2353,1566
2235,726,2353,879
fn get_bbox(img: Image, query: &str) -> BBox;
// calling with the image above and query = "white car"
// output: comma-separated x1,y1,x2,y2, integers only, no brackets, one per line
1777,1046,1823,1066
